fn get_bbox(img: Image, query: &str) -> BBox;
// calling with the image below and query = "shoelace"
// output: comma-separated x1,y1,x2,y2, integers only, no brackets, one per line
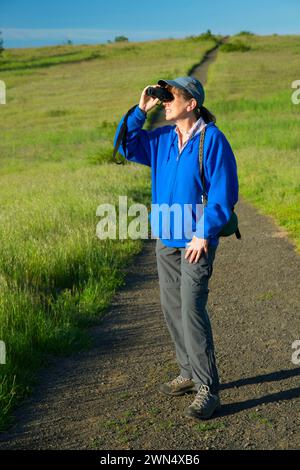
192,384,211,406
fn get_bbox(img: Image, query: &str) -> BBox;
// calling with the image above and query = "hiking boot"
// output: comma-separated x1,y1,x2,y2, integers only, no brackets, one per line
159,375,196,396
184,384,221,420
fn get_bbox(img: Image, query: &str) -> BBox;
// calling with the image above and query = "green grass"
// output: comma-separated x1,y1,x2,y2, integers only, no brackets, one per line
1,33,299,433
94,413,141,447
220,40,251,52
194,421,226,432
0,37,216,430
248,412,273,428
0,47,104,71
206,35,300,252
0,37,216,173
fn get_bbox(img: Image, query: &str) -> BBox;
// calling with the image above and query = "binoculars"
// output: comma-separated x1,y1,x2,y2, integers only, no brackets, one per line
146,86,174,102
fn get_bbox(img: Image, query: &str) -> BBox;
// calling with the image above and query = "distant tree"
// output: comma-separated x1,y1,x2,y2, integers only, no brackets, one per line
236,31,255,36
107,39,112,44
188,30,217,42
200,29,214,39
0,31,4,55
114,36,129,43
66,39,73,45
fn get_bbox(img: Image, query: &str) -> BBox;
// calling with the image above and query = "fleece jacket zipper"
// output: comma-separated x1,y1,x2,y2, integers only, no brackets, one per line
168,144,185,240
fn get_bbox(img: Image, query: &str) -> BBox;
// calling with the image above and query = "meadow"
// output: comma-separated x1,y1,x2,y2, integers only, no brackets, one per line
0,33,299,431
207,34,300,246
0,36,217,429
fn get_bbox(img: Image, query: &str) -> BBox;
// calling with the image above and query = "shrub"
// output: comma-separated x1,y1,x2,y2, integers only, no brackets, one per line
236,31,255,37
115,36,129,43
220,40,251,52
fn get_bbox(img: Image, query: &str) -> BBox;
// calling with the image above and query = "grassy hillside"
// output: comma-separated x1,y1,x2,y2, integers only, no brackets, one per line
206,34,300,250
1,33,299,431
0,37,217,430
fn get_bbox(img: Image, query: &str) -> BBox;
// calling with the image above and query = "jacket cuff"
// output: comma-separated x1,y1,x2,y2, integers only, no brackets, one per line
135,105,147,119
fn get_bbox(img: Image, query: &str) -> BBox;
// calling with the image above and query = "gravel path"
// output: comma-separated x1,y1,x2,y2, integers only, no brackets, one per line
0,44,299,451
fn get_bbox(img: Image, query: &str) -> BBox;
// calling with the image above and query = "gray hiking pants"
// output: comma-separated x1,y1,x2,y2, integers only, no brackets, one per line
155,238,220,394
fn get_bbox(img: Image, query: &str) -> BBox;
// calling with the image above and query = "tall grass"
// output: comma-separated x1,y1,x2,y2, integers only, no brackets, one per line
206,35,300,251
0,37,216,429
0,163,151,427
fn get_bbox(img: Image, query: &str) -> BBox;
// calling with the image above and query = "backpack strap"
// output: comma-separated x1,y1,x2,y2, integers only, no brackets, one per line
198,126,208,206
113,105,138,164
198,127,241,239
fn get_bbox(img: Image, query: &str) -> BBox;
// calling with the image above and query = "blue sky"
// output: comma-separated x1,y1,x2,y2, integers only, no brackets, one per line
1,0,300,48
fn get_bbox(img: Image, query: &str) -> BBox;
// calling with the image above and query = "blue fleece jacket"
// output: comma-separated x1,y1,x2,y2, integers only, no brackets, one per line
114,105,238,248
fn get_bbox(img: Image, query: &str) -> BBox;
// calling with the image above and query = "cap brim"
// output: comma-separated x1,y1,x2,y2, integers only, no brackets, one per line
158,78,204,106
157,79,186,91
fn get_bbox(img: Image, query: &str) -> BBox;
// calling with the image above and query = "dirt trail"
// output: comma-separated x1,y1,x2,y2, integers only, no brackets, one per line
0,44,299,450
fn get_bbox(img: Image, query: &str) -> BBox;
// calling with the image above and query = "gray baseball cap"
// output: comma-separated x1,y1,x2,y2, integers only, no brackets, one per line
158,76,205,107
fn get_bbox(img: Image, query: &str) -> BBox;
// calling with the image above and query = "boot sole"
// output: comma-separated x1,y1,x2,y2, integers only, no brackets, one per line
158,385,197,396
184,402,221,420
